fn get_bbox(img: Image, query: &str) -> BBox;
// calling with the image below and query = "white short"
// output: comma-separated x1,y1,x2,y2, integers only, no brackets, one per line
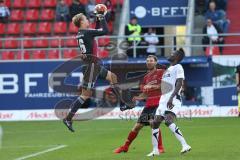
155,102,181,117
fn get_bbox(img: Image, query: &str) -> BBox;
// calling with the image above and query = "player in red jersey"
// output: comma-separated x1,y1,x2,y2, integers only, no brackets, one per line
114,55,165,154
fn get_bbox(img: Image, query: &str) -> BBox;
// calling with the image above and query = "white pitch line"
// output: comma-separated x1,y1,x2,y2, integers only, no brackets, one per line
3,145,59,149
14,145,67,160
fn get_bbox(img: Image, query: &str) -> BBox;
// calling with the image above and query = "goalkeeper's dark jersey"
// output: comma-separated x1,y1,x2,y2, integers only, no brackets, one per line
76,18,109,55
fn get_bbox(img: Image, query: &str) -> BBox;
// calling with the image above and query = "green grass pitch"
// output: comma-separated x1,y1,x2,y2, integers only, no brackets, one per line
0,117,239,160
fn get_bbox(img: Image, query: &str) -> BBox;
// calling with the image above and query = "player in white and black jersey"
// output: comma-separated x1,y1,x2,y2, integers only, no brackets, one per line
147,48,191,157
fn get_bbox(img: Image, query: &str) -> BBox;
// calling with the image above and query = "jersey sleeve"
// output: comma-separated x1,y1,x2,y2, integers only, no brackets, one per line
87,17,109,37
157,69,164,82
176,64,185,79
140,76,147,92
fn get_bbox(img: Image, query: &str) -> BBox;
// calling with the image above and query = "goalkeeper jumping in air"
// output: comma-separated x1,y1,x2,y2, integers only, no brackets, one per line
63,4,133,132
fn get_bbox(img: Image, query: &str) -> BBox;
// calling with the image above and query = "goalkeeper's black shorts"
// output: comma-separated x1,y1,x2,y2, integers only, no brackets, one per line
81,64,108,89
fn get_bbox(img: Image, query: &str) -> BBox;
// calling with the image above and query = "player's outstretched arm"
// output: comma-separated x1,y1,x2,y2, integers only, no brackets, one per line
87,16,109,37
143,84,161,92
97,15,109,34
133,93,147,101
88,4,109,36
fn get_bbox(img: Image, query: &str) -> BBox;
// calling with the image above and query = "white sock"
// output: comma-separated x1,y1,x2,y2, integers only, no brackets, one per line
168,123,187,147
152,129,159,152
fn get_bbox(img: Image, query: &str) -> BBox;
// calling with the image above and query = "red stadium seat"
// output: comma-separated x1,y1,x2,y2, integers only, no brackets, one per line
16,51,31,59
65,38,78,47
6,23,21,35
35,37,49,48
69,23,78,33
12,0,26,8
97,49,109,58
98,36,110,46
23,36,34,48
28,0,41,8
95,0,102,4
49,37,64,48
63,49,78,59
120,0,124,5
10,10,24,21
43,0,57,7
38,22,52,34
4,38,19,48
49,39,59,48
23,23,37,35
4,0,11,7
25,9,39,21
48,49,60,59
32,50,46,59
24,51,31,59
65,0,72,6
205,46,220,56
79,0,88,5
111,0,117,6
1,51,15,60
0,23,5,34
40,9,55,21
54,22,67,34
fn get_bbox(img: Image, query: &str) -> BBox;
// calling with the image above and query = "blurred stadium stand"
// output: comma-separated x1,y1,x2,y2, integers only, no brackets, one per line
0,0,122,60
223,0,240,54
193,0,240,56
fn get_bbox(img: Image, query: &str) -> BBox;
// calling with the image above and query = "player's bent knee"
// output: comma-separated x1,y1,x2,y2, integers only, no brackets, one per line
81,89,92,100
153,122,160,129
164,113,176,126
80,95,90,100
152,119,161,129
106,71,117,83
164,116,174,126
151,115,164,129
149,119,154,128
165,121,173,127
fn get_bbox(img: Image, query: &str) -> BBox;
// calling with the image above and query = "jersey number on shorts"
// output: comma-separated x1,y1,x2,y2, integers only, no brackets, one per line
78,39,86,53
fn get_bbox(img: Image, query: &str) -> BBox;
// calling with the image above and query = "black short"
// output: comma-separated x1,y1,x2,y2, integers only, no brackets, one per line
137,107,158,126
81,64,108,89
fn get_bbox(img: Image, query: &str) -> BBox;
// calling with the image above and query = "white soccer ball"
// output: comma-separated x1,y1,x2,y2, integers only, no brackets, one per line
94,4,108,16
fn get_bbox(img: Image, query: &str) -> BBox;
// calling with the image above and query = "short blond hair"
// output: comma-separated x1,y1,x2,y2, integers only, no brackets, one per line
72,13,85,28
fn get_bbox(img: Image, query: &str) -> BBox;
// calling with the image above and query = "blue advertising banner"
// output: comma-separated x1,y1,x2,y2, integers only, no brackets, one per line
129,0,188,26
0,61,82,110
0,57,212,110
214,86,238,106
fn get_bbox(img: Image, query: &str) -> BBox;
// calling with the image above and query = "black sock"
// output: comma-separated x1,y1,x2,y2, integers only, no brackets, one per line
110,84,122,100
110,84,121,96
111,84,133,108
110,84,124,105
66,97,85,121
